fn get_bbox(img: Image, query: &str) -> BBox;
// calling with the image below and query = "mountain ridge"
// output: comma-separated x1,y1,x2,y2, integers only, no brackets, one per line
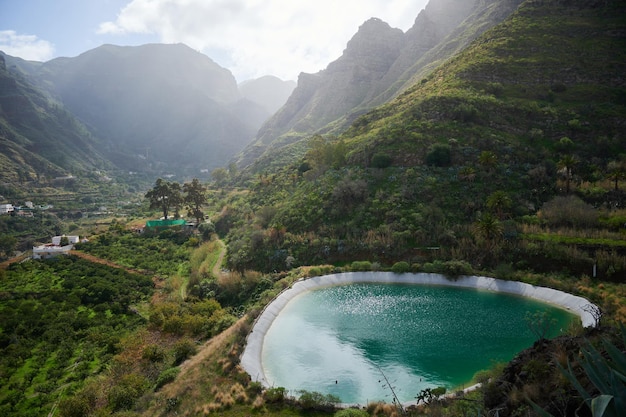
234,0,524,172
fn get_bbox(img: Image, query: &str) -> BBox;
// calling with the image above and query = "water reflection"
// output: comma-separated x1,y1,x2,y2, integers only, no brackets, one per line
262,282,575,404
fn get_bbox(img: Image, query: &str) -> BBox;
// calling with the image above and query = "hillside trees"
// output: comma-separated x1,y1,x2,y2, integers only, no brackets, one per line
146,178,208,222
607,159,626,191
146,178,180,220
183,178,208,224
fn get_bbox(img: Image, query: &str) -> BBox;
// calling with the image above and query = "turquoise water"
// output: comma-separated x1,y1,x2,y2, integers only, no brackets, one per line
262,283,577,404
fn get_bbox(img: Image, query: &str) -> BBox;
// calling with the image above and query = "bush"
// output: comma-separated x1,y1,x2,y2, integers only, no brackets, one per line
108,374,148,411
422,260,473,277
350,261,372,271
142,344,165,363
154,367,180,391
441,260,473,277
264,387,286,403
391,261,410,273
297,390,340,410
172,338,197,365
335,408,369,417
537,195,598,228
426,143,451,167
371,153,393,169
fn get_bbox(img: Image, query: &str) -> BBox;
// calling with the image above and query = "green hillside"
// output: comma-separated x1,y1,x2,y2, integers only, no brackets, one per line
218,0,626,279
0,54,111,186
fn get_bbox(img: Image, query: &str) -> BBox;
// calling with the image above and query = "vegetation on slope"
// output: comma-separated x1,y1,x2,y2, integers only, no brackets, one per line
214,0,625,281
1,1,625,417
0,256,153,416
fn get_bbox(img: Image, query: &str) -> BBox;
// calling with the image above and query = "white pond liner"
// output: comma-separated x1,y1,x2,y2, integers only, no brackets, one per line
240,272,598,391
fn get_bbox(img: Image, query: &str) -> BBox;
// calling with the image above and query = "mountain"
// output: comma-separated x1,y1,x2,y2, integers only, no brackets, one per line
239,76,296,116
219,0,626,277
234,0,523,171
0,53,110,186
36,43,265,176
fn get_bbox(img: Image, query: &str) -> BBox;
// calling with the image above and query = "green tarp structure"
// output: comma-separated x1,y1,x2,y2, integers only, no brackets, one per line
145,219,187,229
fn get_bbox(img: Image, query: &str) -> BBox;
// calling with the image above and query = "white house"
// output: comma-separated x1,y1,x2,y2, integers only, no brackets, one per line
0,204,14,214
51,235,80,245
33,235,79,259
33,244,74,259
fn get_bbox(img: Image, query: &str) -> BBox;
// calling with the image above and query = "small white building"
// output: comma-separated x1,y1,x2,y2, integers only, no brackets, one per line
33,235,79,259
0,203,14,214
51,235,80,245
33,244,74,259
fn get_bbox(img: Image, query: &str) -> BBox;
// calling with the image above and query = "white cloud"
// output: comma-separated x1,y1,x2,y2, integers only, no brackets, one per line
0,30,55,61
97,0,426,81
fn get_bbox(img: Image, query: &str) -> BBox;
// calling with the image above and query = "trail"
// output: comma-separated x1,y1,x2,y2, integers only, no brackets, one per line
0,252,29,269
212,238,227,278
69,250,152,277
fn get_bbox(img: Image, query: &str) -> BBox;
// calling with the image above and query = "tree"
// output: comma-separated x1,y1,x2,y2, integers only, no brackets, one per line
183,178,208,225
0,234,17,259
211,167,228,185
606,159,626,191
478,150,498,173
486,190,512,220
426,143,451,167
145,179,182,220
557,154,579,193
472,212,503,246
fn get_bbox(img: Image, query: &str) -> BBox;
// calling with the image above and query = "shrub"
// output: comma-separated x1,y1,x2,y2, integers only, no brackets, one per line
335,409,369,417
154,367,180,391
537,195,598,228
391,261,410,273
297,390,340,410
426,143,452,167
142,344,165,363
172,338,197,365
350,261,372,271
441,260,473,277
264,387,286,403
58,396,91,417
371,153,393,169
108,374,148,412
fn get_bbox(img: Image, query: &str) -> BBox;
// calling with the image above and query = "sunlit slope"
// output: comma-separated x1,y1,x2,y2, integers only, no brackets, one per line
341,0,625,167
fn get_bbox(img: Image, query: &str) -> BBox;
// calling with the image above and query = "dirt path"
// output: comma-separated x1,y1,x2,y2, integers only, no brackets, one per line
69,250,151,276
212,238,227,278
0,252,29,269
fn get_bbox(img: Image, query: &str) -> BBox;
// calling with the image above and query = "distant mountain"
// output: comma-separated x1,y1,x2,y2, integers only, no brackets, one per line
35,43,267,176
239,76,296,116
234,0,523,171
0,53,110,185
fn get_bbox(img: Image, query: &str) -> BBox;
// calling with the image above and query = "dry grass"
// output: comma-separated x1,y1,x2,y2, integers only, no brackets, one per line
367,401,402,417
141,316,251,416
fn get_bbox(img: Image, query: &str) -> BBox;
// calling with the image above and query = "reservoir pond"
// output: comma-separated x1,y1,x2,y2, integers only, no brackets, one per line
262,282,577,404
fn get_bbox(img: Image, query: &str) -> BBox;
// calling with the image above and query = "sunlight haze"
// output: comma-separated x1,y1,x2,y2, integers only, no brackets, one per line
0,0,429,81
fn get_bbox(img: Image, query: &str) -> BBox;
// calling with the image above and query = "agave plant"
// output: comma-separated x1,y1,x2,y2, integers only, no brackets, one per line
531,325,626,417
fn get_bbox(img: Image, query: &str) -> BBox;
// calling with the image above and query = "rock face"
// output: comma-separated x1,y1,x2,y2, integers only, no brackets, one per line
37,43,264,176
239,76,296,116
235,0,524,171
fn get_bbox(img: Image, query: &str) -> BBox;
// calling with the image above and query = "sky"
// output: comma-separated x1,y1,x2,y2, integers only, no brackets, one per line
0,0,429,82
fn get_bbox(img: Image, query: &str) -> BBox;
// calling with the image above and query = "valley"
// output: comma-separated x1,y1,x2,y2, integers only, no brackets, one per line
1,0,625,416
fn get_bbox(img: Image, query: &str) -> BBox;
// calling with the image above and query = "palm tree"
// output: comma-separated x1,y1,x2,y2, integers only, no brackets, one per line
557,154,579,193
478,150,498,173
486,191,512,220
607,160,626,191
472,212,503,248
